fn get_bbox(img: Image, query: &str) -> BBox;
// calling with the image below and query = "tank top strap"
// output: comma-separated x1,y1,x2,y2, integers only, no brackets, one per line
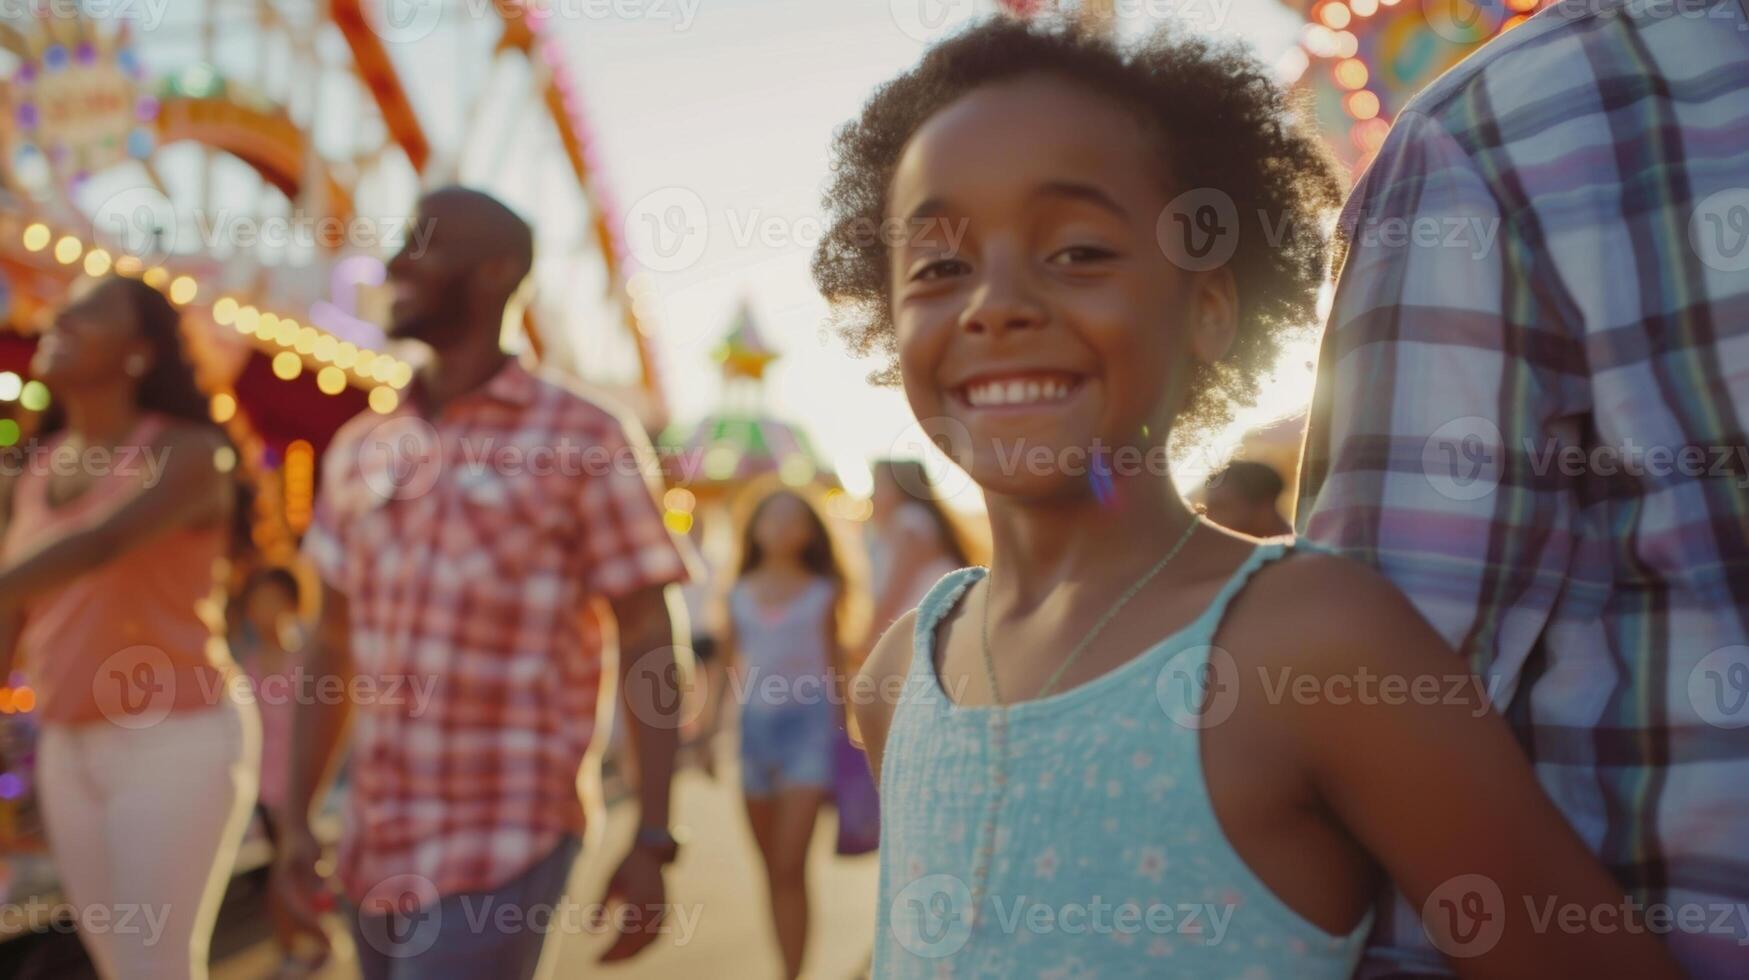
904,565,986,708
1183,537,1302,644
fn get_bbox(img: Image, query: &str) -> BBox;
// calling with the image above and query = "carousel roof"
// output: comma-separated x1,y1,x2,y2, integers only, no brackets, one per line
658,410,822,489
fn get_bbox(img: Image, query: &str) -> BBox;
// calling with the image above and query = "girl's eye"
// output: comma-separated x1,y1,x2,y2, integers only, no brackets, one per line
910,258,968,282
1049,245,1117,265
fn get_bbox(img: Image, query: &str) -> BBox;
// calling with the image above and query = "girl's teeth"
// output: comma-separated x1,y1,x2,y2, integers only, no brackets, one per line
966,377,1075,406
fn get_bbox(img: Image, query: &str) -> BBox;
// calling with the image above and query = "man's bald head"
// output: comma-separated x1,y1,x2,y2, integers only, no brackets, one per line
419,186,534,287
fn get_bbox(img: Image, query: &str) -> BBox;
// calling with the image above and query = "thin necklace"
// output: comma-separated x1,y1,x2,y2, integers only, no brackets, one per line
965,516,1201,924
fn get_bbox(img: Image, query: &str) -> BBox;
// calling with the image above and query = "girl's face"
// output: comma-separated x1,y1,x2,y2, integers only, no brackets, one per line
33,279,151,389
753,493,816,560
886,77,1233,500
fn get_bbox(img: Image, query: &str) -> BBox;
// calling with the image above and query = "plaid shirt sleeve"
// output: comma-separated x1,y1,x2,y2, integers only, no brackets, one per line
577,412,691,601
1295,108,1591,976
1297,106,1585,702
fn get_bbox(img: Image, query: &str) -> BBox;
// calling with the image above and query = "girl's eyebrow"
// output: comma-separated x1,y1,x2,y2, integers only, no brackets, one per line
903,197,949,222
1034,180,1130,221
898,180,1130,228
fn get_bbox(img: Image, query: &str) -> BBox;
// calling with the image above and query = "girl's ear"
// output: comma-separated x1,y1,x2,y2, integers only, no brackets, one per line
1186,267,1238,367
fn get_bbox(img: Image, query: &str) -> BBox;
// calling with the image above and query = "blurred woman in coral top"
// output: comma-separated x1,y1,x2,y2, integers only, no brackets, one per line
0,275,259,980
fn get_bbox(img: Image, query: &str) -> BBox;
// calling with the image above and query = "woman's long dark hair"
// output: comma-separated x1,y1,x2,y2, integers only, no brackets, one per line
736,486,845,586
727,483,864,651
110,275,212,426
876,459,974,568
39,275,213,433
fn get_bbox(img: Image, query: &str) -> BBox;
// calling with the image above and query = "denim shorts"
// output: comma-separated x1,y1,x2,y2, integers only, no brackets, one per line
740,700,836,797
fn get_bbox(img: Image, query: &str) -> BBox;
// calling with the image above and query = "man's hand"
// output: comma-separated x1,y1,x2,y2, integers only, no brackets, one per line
592,846,668,963
268,820,333,958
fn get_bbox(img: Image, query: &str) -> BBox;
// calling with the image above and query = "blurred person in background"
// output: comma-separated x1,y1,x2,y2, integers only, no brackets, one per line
1202,460,1291,538
865,459,973,644
270,187,693,979
719,481,850,980
230,566,305,845
0,275,259,980
677,510,728,778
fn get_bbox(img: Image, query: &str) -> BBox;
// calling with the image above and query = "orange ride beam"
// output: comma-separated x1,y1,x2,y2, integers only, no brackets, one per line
330,0,431,173
488,0,664,406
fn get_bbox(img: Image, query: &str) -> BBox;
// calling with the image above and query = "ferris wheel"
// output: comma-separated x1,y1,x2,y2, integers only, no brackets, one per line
0,0,662,418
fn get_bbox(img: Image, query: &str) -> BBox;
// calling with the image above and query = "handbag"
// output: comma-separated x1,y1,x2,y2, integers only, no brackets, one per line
831,726,880,856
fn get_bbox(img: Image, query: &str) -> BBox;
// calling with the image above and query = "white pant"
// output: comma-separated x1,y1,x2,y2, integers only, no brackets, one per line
37,694,260,980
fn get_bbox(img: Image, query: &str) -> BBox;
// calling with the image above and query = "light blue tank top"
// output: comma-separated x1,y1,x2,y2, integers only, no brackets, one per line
873,540,1372,978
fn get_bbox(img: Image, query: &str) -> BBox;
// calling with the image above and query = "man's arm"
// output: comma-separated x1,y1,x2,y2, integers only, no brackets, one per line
608,582,686,837
268,580,353,951
283,581,355,829
595,581,686,963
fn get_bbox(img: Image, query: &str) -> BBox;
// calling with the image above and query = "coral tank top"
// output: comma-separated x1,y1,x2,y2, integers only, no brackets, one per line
2,414,236,728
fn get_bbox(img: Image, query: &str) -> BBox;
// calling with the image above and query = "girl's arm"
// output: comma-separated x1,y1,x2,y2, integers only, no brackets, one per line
823,584,849,732
849,607,918,784
0,425,230,606
1261,555,1683,979
713,586,739,725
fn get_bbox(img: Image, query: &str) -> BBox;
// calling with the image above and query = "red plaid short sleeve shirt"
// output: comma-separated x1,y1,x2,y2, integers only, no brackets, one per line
302,360,690,901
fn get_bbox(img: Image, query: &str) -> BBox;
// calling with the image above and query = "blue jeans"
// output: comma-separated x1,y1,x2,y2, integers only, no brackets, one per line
350,835,582,980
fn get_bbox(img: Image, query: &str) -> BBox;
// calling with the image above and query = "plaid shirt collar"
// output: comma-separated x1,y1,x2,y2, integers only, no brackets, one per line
404,355,539,416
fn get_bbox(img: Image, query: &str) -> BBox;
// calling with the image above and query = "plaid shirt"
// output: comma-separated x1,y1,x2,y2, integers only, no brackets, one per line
1297,3,1749,977
303,360,689,903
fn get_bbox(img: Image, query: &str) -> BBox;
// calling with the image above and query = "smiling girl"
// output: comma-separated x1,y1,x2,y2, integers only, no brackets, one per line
816,19,1682,980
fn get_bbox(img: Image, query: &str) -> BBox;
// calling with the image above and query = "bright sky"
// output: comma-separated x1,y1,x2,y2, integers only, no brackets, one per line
547,0,1320,505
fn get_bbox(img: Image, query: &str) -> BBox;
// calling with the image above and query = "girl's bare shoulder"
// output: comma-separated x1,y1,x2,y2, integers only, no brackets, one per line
1220,548,1466,691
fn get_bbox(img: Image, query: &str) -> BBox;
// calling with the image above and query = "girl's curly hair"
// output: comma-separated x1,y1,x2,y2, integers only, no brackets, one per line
811,17,1344,440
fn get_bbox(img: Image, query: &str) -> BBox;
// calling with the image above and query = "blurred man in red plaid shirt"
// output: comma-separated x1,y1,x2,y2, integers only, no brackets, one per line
270,187,695,979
